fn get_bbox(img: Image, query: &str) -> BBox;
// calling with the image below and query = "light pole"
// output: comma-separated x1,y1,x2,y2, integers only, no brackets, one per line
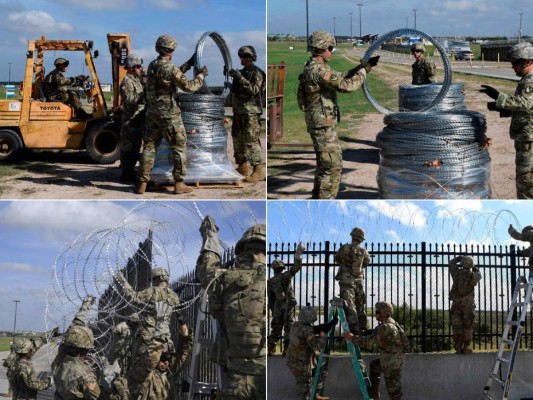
413,9,418,30
406,16,409,29
519,12,523,43
333,17,336,40
349,12,353,39
306,0,309,43
12,300,20,342
357,3,363,39
8,62,12,85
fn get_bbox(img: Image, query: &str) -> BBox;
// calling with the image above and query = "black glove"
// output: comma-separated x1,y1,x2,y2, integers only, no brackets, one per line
479,85,500,100
223,65,228,76
229,68,243,80
359,60,372,73
186,54,195,67
332,314,339,325
488,101,512,117
487,102,498,111
368,55,380,67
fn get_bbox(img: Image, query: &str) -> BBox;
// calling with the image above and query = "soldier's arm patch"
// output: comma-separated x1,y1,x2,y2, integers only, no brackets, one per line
323,71,332,81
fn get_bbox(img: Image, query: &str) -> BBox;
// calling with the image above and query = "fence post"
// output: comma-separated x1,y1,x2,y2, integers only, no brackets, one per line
421,241,427,352
324,240,331,322
510,244,518,339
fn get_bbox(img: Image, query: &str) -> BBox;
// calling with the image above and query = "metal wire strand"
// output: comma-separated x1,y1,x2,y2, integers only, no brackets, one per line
194,31,233,96
399,83,466,112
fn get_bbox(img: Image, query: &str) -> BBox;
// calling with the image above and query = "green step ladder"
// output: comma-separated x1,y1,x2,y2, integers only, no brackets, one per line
310,299,372,400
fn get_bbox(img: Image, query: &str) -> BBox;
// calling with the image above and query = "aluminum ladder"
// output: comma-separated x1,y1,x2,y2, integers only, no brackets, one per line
310,299,371,400
481,274,533,400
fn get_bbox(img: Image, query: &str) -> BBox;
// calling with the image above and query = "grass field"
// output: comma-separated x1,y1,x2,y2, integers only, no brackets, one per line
0,336,14,352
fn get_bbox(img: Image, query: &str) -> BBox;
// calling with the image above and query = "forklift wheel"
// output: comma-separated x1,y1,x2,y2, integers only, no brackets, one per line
85,121,120,164
0,129,24,162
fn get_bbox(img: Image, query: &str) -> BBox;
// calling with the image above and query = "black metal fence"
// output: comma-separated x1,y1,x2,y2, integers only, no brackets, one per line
268,241,533,352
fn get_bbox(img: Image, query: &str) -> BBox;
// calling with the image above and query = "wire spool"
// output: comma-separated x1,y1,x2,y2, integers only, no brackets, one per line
376,110,492,199
399,83,466,112
194,31,233,96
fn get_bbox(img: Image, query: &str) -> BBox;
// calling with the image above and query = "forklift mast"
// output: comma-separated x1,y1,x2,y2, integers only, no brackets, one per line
107,34,131,111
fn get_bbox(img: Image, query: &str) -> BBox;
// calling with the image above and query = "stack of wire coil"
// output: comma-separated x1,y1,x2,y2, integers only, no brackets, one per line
376,83,492,199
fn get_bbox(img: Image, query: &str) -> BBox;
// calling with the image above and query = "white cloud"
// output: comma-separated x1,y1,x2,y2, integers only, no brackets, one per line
6,11,74,34
148,0,206,9
48,0,130,10
385,229,403,244
368,201,428,228
0,261,48,275
442,0,499,12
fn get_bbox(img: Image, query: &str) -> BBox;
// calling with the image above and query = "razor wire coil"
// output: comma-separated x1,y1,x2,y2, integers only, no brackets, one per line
194,31,233,97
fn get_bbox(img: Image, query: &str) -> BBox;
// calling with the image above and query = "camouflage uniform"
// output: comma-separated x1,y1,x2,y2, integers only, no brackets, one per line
11,356,50,399
302,32,368,199
267,259,301,354
139,56,205,184
196,220,266,400
113,322,132,376
352,307,409,400
411,57,436,85
43,69,83,110
3,346,16,397
509,224,533,274
119,72,145,175
448,256,481,354
334,228,370,333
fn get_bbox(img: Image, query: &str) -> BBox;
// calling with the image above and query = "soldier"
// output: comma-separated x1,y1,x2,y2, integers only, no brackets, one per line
229,45,266,183
300,31,379,199
411,42,436,85
267,252,303,356
334,227,370,334
286,305,337,400
136,34,208,195
480,42,533,198
448,255,481,354
9,338,53,400
196,216,266,399
508,224,533,275
43,58,91,119
344,302,409,400
3,344,15,398
119,54,145,182
112,322,132,376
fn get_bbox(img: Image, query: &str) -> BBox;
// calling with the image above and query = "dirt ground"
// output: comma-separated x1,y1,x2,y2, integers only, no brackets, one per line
0,125,266,200
267,56,516,200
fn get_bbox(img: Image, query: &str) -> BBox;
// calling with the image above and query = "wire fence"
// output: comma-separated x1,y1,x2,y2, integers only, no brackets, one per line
268,241,532,353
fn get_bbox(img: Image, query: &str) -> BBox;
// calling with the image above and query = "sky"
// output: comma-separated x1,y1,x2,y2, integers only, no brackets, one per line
267,0,533,38
0,0,266,84
0,200,266,333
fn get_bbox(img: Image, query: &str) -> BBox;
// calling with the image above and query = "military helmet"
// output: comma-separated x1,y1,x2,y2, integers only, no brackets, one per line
238,45,257,61
461,256,474,269
155,34,177,54
375,301,393,316
54,57,69,67
308,31,336,51
350,227,365,241
124,54,143,68
14,338,33,354
270,259,285,270
411,42,425,53
235,224,266,255
64,326,94,349
299,305,318,324
522,225,533,235
508,42,533,63
151,267,170,282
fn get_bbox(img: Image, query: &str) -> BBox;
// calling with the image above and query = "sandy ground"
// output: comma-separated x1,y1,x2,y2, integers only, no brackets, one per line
267,52,516,200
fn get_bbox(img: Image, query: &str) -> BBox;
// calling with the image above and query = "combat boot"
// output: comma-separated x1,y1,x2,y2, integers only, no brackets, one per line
135,182,147,194
243,164,265,183
369,377,380,399
174,181,193,194
454,340,463,354
236,162,250,176
462,342,473,354
268,342,276,356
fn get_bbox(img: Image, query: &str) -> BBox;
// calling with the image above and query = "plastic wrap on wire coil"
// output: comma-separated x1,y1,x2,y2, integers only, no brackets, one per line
377,109,492,199
399,83,466,112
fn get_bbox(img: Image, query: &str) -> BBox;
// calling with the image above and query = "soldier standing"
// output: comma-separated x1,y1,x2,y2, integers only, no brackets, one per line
335,227,370,334
344,302,409,400
411,42,436,85
136,34,208,195
2,344,15,398
196,216,266,400
300,31,378,199
481,42,533,198
9,339,53,400
267,247,304,356
43,58,91,119
229,45,266,183
508,224,533,275
448,255,481,354
119,54,145,182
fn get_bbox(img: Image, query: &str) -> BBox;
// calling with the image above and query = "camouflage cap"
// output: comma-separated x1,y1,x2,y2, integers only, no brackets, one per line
156,34,177,54
350,227,365,241
124,54,143,68
308,31,336,51
270,259,285,270
14,338,33,354
298,305,318,324
461,256,474,269
64,326,94,349
411,42,425,53
151,267,170,282
508,42,533,62
235,224,266,255
238,45,257,61
375,301,393,315
54,57,69,67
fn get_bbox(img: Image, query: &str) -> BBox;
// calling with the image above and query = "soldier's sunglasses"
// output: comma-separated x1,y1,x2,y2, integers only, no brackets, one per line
134,65,142,69
327,46,335,52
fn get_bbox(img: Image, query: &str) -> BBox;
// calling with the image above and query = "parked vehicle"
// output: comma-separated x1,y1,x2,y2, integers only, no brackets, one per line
455,50,475,60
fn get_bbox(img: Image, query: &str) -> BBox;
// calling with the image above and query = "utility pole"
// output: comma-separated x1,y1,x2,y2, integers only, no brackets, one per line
406,16,409,29
349,12,353,39
8,62,12,85
413,9,418,30
306,0,309,45
12,300,20,342
357,3,363,39
333,17,336,40
519,12,523,43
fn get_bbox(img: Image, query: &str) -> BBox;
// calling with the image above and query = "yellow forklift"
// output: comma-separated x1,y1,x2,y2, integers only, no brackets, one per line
0,34,130,164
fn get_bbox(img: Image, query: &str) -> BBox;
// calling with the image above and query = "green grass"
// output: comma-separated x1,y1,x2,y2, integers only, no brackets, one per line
0,336,14,352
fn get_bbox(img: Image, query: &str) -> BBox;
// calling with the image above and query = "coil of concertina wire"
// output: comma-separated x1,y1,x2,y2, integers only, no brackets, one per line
362,28,452,114
195,31,233,96
399,83,466,112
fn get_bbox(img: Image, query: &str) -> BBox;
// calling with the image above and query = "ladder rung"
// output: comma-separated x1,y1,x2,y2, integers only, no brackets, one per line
506,320,521,326
489,373,504,385
501,338,513,345
496,356,509,363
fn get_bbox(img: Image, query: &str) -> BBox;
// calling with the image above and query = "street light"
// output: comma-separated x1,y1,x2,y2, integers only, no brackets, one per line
349,12,353,39
333,17,336,40
406,16,409,29
8,62,12,85
413,9,418,30
519,12,524,43
357,3,363,39
306,0,309,43
12,300,20,342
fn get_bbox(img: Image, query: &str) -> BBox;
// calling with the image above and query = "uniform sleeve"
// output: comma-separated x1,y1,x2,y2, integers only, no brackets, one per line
448,257,461,277
362,249,370,268
196,250,225,293
314,65,366,93
54,73,75,91
235,68,263,96
471,268,482,285
334,246,345,264
82,369,101,400
267,280,275,311
509,226,527,242
171,64,205,93
171,330,194,375
426,60,436,83
288,257,303,277
120,79,144,106
497,86,533,111
353,329,376,347
20,363,49,391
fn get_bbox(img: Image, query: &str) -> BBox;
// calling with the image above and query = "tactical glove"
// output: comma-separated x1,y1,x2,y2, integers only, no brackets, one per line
294,242,306,261
196,65,208,77
48,376,54,387
200,215,221,256
81,295,96,312
229,68,243,80
488,101,511,117
479,85,500,100
180,54,196,73
368,55,380,67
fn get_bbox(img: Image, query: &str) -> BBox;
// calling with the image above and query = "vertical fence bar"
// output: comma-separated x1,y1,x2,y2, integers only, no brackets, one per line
421,241,427,353
324,240,330,324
